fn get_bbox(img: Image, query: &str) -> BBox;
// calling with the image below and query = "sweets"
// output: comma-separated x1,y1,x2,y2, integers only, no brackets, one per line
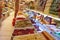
15,19,33,28
12,30,55,40
13,33,47,40
12,28,35,36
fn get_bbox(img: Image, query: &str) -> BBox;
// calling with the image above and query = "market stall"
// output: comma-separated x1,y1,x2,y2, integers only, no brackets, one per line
1,0,60,40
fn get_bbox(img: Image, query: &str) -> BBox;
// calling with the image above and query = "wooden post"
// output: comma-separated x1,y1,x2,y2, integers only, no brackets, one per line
12,0,19,26
0,2,2,26
0,7,2,19
0,0,4,19
0,1,2,19
14,0,19,18
44,0,53,14
0,0,4,26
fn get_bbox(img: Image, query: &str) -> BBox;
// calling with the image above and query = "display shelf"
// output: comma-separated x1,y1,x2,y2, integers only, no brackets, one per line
14,26,35,29
15,20,33,28
11,31,55,40
16,15,26,18
26,9,60,21
12,27,36,37
12,33,46,40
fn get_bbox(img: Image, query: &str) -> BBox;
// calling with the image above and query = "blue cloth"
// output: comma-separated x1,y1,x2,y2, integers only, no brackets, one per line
32,19,52,33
